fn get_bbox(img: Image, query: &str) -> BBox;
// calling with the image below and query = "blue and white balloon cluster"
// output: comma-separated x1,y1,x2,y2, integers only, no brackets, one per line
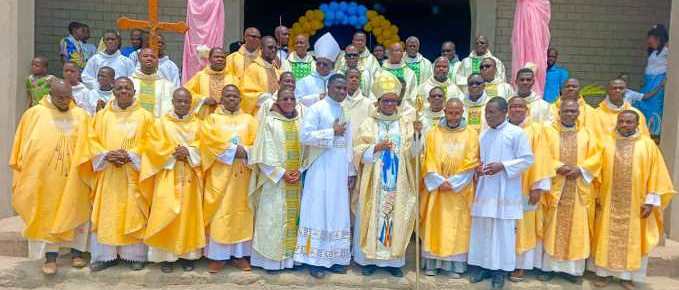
320,1,368,29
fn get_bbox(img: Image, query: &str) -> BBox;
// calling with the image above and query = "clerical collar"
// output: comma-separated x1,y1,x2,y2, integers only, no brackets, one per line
439,117,467,131
490,120,508,130
133,69,161,80
405,53,424,63
289,51,312,62
465,92,488,106
604,96,626,111
382,60,406,69
429,76,449,86
616,129,639,140
520,91,540,103
469,50,493,58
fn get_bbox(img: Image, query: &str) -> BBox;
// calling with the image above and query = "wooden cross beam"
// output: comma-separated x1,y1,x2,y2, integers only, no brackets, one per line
116,0,189,55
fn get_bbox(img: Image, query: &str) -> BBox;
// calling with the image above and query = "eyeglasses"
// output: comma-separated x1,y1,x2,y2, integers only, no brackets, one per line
345,53,359,58
317,61,332,67
468,81,484,87
381,99,399,104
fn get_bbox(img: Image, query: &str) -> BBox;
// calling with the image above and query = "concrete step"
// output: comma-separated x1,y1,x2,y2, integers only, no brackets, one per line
0,216,27,258
0,256,678,290
0,215,678,289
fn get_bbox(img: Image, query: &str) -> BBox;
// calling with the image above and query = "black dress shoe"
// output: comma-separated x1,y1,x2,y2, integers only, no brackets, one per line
537,271,554,281
386,267,404,277
470,268,490,283
160,262,174,273
361,265,377,276
491,272,506,289
328,264,347,274
179,259,194,272
309,266,326,279
89,260,118,272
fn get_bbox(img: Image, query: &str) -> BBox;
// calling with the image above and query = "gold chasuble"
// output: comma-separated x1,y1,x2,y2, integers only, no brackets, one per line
141,112,206,255
249,110,303,262
420,124,479,257
184,66,236,118
591,98,649,143
131,71,176,118
225,45,260,84
550,97,597,129
90,100,155,246
542,122,602,261
241,57,281,115
10,97,90,243
200,108,258,244
462,93,489,133
353,111,418,260
515,120,556,255
593,132,674,272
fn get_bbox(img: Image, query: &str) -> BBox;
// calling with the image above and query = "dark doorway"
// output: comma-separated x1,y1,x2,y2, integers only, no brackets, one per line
245,0,472,60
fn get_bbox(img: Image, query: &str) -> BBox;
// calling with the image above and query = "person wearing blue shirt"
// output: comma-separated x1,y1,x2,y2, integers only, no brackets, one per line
121,29,144,58
544,48,569,103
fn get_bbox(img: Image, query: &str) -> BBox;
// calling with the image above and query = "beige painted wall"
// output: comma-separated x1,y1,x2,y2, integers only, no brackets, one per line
0,0,35,218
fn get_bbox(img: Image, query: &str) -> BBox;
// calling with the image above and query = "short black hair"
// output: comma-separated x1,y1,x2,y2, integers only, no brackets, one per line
208,47,225,58
98,66,115,76
487,97,508,112
68,22,84,34
516,68,534,79
620,109,640,123
328,73,346,87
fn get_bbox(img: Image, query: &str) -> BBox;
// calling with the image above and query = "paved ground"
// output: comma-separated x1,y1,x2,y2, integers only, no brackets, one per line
0,246,676,290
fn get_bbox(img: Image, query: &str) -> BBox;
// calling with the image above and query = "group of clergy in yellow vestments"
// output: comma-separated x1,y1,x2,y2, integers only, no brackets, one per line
9,27,674,290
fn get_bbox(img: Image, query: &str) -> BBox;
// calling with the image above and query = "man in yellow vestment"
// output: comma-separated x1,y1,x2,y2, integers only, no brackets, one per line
380,42,418,107
255,72,297,121
88,77,155,272
418,57,464,109
404,36,433,85
549,78,597,128
591,78,649,144
249,88,303,271
480,58,513,99
515,68,553,123
131,48,177,118
420,87,445,133
335,31,380,76
141,88,205,273
184,48,233,118
225,27,261,84
505,97,555,282
201,84,258,273
591,110,674,289
540,99,601,284
455,35,506,91
281,34,315,80
420,98,479,277
462,74,490,133
352,73,422,277
241,36,281,115
10,80,90,274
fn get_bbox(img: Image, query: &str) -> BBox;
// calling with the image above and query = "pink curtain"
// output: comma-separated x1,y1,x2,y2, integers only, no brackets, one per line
181,0,225,84
511,0,551,96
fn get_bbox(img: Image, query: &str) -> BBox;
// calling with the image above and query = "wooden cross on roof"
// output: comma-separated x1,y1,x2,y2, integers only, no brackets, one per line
116,0,189,55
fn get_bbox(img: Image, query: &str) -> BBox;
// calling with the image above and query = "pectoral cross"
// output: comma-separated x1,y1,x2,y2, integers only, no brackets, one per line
116,0,189,55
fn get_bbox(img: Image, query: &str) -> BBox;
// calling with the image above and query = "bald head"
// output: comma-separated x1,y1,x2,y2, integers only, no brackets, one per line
352,31,367,52
261,36,277,62
294,34,309,57
274,25,289,46
49,79,73,111
243,27,261,52
443,97,465,128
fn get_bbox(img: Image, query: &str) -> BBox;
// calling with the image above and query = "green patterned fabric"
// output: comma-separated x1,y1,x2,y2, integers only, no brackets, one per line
385,67,405,80
406,62,421,85
471,57,482,74
26,75,52,106
290,62,312,80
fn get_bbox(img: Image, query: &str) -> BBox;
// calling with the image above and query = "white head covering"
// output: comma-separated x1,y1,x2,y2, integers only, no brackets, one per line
313,33,341,62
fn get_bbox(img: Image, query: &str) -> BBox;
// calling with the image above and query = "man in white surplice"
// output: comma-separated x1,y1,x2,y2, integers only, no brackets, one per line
81,30,134,90
294,33,341,107
468,97,534,290
294,73,355,279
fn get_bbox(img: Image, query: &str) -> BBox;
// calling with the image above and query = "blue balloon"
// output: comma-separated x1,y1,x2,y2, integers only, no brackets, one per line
348,2,358,14
324,18,333,26
349,15,358,25
329,2,339,11
358,16,367,25
320,3,328,13
339,1,348,11
358,5,367,15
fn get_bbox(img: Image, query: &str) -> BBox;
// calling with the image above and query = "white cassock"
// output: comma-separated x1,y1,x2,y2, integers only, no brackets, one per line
72,82,91,113
294,96,353,268
81,50,135,90
468,121,533,271
295,72,334,107
84,89,113,115
130,51,181,87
